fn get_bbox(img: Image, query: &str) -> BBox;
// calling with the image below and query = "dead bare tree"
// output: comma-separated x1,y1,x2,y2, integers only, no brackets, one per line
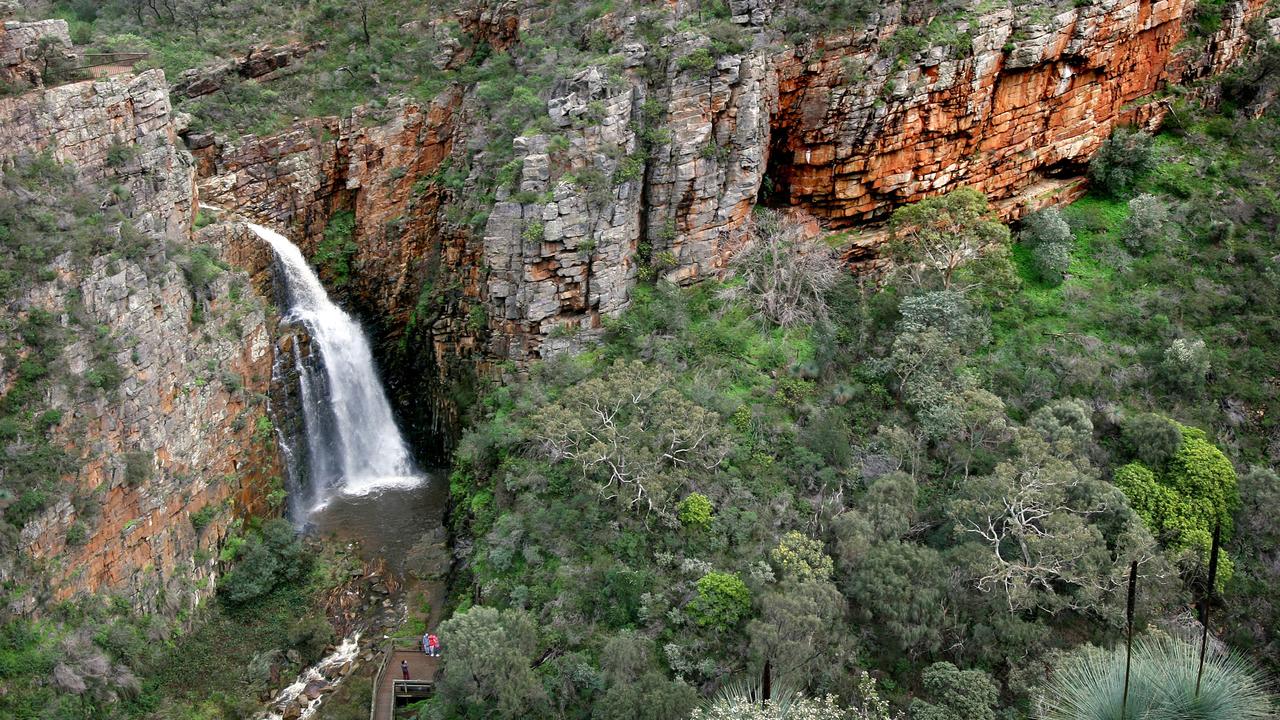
719,209,840,328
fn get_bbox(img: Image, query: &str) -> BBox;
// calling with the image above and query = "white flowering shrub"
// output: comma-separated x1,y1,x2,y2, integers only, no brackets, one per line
689,673,903,720
1123,193,1171,254
1161,337,1210,390
1020,207,1073,285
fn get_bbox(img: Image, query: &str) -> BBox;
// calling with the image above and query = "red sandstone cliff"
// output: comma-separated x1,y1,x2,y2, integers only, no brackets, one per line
767,0,1271,226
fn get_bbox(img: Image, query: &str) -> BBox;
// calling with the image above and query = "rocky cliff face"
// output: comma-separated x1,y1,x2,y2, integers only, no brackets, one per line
190,0,1274,443
0,66,282,616
765,0,1271,227
196,92,476,453
0,68,197,238
0,17,72,89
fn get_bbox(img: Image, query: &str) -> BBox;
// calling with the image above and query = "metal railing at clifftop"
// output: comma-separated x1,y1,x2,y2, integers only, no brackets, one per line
75,51,149,70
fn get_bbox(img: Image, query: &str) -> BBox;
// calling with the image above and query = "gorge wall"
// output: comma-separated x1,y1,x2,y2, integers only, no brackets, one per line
190,0,1275,443
767,0,1270,229
0,27,282,617
0,0,1271,622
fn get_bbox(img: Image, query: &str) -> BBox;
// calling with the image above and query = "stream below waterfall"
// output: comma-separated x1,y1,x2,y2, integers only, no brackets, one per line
228,218,449,720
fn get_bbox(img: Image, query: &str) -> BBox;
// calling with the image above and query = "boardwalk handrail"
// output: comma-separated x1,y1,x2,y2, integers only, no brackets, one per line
369,640,391,720
389,636,423,651
393,679,435,696
371,637,437,719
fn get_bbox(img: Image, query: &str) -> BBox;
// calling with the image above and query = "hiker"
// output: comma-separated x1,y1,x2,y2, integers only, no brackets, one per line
422,631,431,655
427,633,440,657
400,659,410,680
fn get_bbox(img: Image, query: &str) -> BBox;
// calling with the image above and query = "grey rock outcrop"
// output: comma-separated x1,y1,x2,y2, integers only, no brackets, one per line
0,69,196,238
0,17,71,87
1,69,281,615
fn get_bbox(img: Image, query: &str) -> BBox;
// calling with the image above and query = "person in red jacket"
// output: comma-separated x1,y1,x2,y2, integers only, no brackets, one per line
426,633,440,657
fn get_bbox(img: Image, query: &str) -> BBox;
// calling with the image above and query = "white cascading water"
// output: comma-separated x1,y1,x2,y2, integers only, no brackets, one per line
259,633,361,720
247,222,422,509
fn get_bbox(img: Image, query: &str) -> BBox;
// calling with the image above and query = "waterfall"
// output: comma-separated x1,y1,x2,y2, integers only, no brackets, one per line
247,222,422,511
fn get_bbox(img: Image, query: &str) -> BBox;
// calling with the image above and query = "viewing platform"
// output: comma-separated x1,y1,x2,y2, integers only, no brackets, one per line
370,639,439,720
76,51,148,77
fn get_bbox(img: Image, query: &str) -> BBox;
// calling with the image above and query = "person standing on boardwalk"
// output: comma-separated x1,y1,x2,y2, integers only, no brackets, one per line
426,633,440,657
400,659,410,680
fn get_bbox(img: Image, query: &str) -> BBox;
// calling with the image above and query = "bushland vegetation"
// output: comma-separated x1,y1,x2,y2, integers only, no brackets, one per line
433,103,1280,718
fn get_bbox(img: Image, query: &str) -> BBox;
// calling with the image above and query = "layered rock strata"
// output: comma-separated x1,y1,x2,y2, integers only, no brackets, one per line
2,70,282,615
190,0,1272,443
0,69,197,239
766,0,1273,226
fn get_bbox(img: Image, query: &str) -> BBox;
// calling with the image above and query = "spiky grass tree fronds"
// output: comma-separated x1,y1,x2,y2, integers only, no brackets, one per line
699,677,798,718
1040,635,1274,720
1137,634,1272,720
1040,644,1130,720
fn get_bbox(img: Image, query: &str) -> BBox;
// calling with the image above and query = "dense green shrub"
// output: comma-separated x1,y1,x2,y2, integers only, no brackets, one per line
1115,424,1238,582
770,531,833,582
177,244,226,297
1165,426,1238,534
190,504,218,533
1020,207,1073,285
123,451,153,486
887,188,1011,290
688,572,751,631
105,139,138,168
436,606,544,717
218,519,314,607
1121,412,1183,467
677,492,713,528
911,662,999,720
64,521,88,546
286,613,335,666
1115,462,1177,527
314,210,358,287
1088,128,1158,196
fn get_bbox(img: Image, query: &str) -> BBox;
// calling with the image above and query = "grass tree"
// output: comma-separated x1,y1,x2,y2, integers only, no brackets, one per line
1039,635,1274,720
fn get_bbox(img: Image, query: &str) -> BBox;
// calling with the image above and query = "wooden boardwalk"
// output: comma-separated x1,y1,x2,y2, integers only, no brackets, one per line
371,643,439,720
